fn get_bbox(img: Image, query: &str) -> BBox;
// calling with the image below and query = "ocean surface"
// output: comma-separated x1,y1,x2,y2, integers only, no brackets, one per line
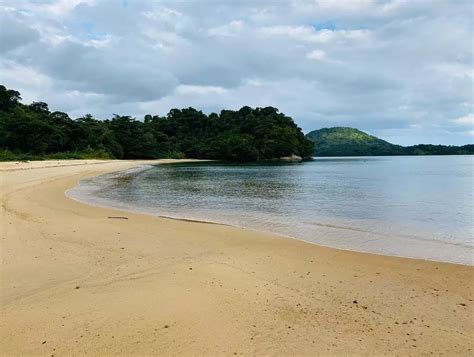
67,156,474,265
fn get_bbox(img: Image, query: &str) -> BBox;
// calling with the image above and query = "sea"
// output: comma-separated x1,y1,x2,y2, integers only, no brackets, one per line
67,156,474,265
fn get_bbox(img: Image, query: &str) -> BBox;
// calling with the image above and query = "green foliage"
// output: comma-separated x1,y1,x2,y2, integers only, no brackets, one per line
404,144,474,155
306,127,473,156
0,149,112,162
0,85,313,162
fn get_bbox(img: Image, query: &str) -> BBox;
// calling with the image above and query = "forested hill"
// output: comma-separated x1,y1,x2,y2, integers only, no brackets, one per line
0,85,313,162
306,127,474,156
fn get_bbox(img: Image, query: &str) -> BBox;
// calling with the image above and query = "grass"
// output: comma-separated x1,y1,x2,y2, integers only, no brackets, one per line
0,149,113,162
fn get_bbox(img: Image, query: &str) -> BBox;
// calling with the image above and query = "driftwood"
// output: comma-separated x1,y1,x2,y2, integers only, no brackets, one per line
107,216,129,220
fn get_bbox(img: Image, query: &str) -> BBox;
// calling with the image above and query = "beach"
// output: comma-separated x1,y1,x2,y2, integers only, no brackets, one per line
1,159,473,355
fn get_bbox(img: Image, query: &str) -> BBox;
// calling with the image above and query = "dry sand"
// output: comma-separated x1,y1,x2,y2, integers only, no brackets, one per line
1,159,473,355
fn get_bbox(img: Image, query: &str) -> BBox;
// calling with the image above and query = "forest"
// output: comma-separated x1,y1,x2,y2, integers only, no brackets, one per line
0,85,314,162
306,127,474,156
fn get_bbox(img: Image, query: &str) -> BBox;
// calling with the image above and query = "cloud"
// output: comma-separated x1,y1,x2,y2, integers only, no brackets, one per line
176,85,227,95
208,21,244,37
0,8,40,53
260,25,371,44
36,39,179,102
453,114,474,126
0,0,472,145
306,49,326,60
39,0,96,17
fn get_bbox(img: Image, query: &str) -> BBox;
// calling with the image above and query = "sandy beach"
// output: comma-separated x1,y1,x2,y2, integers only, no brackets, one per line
1,159,473,355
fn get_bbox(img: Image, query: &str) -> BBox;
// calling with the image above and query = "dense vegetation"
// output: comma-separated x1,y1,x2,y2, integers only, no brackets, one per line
0,85,313,162
403,144,474,155
306,127,405,156
306,127,474,156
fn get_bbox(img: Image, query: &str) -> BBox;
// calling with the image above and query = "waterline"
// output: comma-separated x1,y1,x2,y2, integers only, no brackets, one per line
67,156,474,265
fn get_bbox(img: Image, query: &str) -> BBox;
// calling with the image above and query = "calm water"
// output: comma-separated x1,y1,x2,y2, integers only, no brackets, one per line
68,156,474,265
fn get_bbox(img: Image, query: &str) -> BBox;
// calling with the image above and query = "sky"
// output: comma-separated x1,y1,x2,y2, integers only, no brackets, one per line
0,0,472,145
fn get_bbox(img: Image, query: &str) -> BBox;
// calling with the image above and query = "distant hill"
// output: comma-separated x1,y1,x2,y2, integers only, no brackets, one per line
305,127,474,156
305,127,405,156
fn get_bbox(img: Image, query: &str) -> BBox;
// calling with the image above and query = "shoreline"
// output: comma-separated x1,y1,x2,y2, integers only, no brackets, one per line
67,189,474,268
1,159,473,355
67,161,472,267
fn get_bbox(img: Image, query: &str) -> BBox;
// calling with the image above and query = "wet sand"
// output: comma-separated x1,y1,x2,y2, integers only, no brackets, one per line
1,159,473,355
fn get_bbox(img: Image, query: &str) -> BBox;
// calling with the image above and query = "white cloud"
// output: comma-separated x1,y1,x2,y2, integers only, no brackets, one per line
315,0,374,11
0,60,52,103
13,0,96,18
306,49,326,60
261,25,370,44
208,21,244,37
292,0,374,14
431,63,473,79
142,29,187,51
176,85,227,95
453,114,474,126
143,8,183,22
42,0,95,16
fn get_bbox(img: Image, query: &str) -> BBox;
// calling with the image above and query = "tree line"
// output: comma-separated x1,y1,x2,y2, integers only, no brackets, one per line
0,85,314,161
306,127,474,156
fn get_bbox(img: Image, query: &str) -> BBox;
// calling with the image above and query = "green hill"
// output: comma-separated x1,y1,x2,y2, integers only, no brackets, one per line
305,127,405,156
305,127,474,156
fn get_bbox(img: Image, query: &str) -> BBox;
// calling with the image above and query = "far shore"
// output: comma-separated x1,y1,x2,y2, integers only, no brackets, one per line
1,159,473,355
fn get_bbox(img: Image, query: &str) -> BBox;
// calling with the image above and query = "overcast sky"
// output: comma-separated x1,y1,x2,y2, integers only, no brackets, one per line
0,0,472,145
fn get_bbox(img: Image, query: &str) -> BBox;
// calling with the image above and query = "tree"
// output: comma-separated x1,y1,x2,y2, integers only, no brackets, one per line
0,85,21,111
29,102,50,115
0,84,316,161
